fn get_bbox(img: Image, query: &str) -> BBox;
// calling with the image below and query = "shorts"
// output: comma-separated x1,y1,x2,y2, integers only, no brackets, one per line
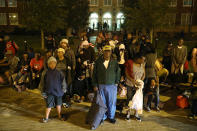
45,95,62,108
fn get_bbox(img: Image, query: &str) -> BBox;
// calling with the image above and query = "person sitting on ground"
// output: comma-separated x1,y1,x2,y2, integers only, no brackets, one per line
13,52,30,91
146,78,160,112
42,56,67,123
155,57,169,83
5,36,19,56
0,50,20,85
29,51,44,89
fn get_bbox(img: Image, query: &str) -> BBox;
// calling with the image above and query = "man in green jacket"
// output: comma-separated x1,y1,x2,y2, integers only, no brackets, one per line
92,45,120,124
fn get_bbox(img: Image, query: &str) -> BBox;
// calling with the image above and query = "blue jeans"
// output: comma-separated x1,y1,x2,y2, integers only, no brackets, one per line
147,93,160,108
99,84,117,120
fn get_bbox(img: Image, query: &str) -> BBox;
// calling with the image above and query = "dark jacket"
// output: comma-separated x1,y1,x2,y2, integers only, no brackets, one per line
92,56,120,86
80,46,96,63
44,68,66,97
65,48,76,69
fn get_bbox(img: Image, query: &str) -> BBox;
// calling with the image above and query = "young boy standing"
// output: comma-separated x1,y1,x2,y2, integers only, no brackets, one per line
42,56,67,123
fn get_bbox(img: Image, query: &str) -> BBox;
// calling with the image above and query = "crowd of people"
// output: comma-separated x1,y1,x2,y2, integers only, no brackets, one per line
0,32,197,129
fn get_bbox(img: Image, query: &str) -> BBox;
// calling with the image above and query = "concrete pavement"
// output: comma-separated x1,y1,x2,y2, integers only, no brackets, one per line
0,87,197,131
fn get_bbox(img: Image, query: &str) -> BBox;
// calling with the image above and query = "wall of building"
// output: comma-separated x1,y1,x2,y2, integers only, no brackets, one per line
1,0,197,33
89,0,124,31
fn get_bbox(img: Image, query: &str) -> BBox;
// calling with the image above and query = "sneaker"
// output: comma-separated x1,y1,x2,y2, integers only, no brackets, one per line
100,120,104,126
125,113,131,121
42,118,49,123
63,103,71,108
109,119,116,124
135,116,141,122
156,107,160,112
146,107,151,112
188,114,195,120
125,117,131,122
91,126,97,130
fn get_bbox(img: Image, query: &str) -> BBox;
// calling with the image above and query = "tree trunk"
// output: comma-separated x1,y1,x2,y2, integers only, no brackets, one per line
66,28,72,38
41,29,44,50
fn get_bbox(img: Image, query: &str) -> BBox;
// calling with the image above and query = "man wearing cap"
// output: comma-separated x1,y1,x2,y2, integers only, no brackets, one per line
92,45,120,124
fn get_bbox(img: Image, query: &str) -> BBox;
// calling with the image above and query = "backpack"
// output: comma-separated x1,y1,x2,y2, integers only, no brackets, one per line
176,95,189,109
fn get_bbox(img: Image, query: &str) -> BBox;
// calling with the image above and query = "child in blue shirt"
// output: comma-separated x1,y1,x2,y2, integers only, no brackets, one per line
42,56,67,123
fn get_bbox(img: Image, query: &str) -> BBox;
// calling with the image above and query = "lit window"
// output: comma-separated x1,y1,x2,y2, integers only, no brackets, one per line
0,13,7,25
0,0,5,7
116,12,124,30
90,0,98,6
104,0,112,6
103,12,112,30
169,0,177,7
183,0,193,7
117,0,123,6
181,13,192,25
9,13,18,25
89,13,99,29
8,0,17,7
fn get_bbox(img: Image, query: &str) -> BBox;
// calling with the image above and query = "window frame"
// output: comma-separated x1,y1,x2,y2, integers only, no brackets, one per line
89,0,98,6
167,13,176,26
183,0,193,7
9,13,19,25
169,0,177,7
8,0,17,7
0,0,6,7
0,13,7,25
104,0,112,6
181,13,192,25
117,0,123,7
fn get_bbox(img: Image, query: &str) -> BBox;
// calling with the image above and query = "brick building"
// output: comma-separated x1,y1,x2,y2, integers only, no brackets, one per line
0,0,23,32
159,0,197,32
0,0,197,33
88,0,124,31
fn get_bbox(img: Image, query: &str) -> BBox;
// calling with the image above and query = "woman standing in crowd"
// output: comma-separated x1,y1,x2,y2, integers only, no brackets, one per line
125,53,145,121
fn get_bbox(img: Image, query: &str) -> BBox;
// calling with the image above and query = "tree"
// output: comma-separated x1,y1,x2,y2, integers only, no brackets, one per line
21,0,67,49
62,0,90,37
123,0,171,42
21,0,90,48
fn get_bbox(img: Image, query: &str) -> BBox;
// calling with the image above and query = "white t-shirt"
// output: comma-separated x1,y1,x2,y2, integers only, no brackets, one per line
119,51,125,64
103,60,110,69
